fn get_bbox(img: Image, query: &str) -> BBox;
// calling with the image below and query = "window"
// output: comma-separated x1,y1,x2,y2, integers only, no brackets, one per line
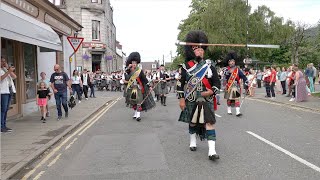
91,0,101,3
152,64,156,69
92,20,100,40
24,43,37,100
48,0,62,5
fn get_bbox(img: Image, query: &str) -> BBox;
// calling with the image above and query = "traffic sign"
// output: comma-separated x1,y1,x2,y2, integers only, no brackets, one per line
67,37,84,52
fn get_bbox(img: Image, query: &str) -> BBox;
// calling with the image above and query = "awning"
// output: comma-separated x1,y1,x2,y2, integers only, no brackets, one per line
0,3,62,51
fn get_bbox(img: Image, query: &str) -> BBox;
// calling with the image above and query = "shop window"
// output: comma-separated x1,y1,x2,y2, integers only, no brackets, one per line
92,20,100,41
24,44,37,100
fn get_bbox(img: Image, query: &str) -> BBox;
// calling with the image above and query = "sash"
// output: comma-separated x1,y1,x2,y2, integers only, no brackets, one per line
226,67,239,93
126,68,142,91
184,61,209,99
187,61,217,110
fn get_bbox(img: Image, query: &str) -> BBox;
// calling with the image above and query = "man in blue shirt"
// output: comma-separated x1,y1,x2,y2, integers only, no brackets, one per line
50,64,72,121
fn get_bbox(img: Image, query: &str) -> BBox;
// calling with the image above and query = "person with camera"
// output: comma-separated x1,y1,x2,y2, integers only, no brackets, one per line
1,57,17,133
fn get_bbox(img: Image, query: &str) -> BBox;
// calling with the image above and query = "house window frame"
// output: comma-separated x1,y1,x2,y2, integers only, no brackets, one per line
92,20,100,41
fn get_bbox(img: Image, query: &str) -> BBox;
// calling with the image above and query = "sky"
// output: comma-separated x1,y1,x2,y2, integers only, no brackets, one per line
110,0,320,63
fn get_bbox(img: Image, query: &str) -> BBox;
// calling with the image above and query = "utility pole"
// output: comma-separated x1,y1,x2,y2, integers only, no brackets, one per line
162,54,164,66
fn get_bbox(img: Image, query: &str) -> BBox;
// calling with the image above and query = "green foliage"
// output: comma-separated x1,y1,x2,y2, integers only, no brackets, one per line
176,0,319,67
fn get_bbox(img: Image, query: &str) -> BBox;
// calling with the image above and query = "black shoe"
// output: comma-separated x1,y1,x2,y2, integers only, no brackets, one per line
236,113,242,117
190,147,197,151
5,127,13,132
209,154,220,161
41,117,44,120
65,112,69,118
133,117,136,120
42,119,46,123
136,117,141,122
217,102,221,105
227,113,232,115
57,116,62,121
1,128,8,133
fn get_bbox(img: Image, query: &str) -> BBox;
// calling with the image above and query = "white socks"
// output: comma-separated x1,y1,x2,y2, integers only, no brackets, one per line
208,140,217,156
136,111,141,118
190,134,197,147
133,111,137,118
236,107,241,115
227,106,232,114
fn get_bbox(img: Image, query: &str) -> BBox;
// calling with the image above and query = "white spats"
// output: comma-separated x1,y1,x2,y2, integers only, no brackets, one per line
133,111,137,118
236,107,241,115
136,111,141,118
227,106,232,114
190,133,197,148
208,140,217,156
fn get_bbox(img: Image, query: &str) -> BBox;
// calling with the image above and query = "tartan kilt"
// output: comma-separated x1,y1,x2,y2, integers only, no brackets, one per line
141,88,156,111
178,100,216,124
153,83,160,95
158,82,168,95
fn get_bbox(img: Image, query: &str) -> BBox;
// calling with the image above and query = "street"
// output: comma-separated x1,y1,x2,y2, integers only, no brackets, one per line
12,92,320,180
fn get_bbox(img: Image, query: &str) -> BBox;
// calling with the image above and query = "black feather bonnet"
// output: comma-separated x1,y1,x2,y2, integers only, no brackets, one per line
126,52,141,66
184,30,208,62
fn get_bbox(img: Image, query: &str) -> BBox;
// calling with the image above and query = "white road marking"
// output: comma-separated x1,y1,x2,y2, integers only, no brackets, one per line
47,153,62,167
65,138,78,150
215,114,222,118
33,171,45,180
22,98,119,180
247,131,320,173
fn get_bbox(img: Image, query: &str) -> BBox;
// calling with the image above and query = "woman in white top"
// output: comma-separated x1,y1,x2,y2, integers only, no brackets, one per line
71,70,83,103
248,70,257,97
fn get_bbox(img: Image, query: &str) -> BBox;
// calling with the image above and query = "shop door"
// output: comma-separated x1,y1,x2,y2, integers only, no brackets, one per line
92,54,102,72
1,38,19,117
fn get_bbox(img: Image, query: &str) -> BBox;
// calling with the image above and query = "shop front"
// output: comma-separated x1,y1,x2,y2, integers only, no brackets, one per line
0,0,82,118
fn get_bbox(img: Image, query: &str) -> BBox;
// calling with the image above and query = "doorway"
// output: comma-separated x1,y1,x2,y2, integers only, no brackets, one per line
92,54,102,72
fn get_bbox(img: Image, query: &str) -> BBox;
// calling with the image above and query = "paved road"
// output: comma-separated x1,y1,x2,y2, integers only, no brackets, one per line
12,92,320,180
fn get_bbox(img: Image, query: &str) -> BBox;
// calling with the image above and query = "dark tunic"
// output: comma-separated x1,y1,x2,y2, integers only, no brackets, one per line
177,60,221,124
126,68,156,111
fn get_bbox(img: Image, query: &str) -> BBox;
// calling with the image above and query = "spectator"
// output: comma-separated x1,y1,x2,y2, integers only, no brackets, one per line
256,70,263,88
269,65,277,98
280,67,287,95
89,71,96,98
1,57,16,133
50,64,72,121
81,69,90,100
36,82,52,123
305,64,314,93
292,66,307,102
38,72,51,117
311,63,317,90
248,69,257,97
263,66,272,98
71,70,83,103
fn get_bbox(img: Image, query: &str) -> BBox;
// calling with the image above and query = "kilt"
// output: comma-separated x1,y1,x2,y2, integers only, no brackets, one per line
178,100,216,124
141,88,156,111
126,85,156,111
224,86,240,100
153,82,160,95
158,82,168,95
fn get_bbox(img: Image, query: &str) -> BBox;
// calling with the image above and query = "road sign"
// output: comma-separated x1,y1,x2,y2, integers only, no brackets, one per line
67,37,84,52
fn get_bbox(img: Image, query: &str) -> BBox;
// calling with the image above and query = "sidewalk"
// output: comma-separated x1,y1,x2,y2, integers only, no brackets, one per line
250,84,320,111
1,92,117,180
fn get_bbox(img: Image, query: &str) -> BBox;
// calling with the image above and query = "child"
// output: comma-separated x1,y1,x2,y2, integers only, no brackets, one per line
248,70,257,97
37,82,51,123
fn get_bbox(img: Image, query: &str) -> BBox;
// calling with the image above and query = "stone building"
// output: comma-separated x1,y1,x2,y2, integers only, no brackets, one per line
55,0,117,73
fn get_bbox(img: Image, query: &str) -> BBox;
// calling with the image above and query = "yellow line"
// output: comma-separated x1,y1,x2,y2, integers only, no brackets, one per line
33,171,45,180
65,138,78,150
22,99,118,180
47,153,62,167
78,100,117,136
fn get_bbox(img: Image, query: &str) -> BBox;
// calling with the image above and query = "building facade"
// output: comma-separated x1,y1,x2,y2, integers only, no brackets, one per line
56,0,118,73
140,61,159,72
0,0,82,118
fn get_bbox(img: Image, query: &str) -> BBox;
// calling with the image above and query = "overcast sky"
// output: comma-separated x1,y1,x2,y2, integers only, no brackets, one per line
110,0,320,63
